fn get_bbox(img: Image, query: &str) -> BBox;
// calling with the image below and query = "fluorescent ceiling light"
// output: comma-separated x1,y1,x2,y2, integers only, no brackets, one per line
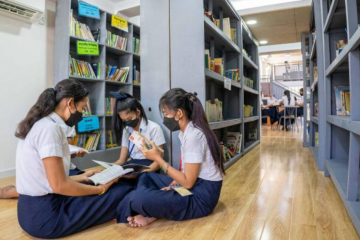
231,0,302,10
247,20,257,25
260,40,268,44
285,54,291,57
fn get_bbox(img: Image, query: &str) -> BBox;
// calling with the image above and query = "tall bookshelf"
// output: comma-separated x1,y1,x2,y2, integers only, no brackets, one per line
316,0,360,235
54,0,140,169
308,0,326,171
301,33,311,147
141,0,260,170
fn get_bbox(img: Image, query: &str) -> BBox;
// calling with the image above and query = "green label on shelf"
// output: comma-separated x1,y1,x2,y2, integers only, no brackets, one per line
77,41,99,55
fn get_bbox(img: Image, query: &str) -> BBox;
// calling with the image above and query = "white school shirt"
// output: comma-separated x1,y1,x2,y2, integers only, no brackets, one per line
281,95,296,106
57,123,77,170
179,122,224,181
16,112,71,196
121,119,166,159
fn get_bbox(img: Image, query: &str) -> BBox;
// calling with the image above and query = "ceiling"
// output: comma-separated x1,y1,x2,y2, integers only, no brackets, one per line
241,6,311,45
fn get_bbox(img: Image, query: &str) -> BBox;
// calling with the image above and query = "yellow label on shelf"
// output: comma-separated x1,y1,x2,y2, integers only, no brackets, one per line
111,15,128,32
77,41,99,55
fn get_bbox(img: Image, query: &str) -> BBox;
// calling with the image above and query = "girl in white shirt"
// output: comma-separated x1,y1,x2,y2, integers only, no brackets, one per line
278,90,297,129
110,92,165,171
116,88,225,227
15,79,133,239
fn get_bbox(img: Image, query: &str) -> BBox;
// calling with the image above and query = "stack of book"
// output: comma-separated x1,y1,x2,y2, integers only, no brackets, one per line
204,11,220,27
133,65,140,85
82,100,92,116
244,77,254,88
133,38,140,55
106,130,118,149
225,69,239,82
105,97,116,115
334,86,350,116
204,49,224,75
106,31,128,51
70,10,98,42
205,99,223,122
105,65,130,82
69,55,100,79
244,105,254,117
74,131,101,152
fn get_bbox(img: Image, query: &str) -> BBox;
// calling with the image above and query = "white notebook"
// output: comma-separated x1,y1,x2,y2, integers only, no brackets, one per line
89,165,133,185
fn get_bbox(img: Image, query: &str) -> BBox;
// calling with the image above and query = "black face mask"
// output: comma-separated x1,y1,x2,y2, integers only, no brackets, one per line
124,117,139,128
65,106,83,127
163,117,180,132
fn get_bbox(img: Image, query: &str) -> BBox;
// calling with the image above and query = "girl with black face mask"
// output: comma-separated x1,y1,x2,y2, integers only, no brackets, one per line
14,79,134,239
116,88,225,228
111,92,165,172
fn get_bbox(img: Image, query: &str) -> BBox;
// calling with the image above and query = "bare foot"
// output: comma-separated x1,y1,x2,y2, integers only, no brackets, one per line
128,215,157,228
0,185,19,199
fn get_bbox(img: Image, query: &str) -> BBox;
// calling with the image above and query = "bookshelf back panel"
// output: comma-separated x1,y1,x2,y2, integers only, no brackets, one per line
331,124,350,159
329,30,348,63
226,53,239,70
330,73,349,115
82,82,105,115
133,87,141,101
105,84,132,98
244,121,259,142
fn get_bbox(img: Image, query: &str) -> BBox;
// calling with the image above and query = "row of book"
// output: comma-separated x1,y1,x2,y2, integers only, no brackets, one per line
106,130,118,149
74,131,101,152
205,99,223,122
213,130,242,162
82,100,92,116
105,97,116,115
105,65,130,82
334,86,350,116
244,105,254,117
70,10,99,42
69,55,101,79
225,69,240,82
204,11,236,44
244,77,254,89
133,65,140,84
205,50,224,75
204,11,220,27
133,38,140,55
106,31,128,51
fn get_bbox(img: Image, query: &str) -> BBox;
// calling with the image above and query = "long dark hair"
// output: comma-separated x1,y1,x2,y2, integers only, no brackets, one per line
284,90,291,105
159,88,225,175
112,93,148,145
15,79,89,139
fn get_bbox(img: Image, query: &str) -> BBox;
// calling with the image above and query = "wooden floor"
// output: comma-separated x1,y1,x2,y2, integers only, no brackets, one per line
0,126,359,239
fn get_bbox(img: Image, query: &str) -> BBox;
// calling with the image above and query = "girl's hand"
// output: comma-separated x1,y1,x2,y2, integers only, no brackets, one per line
138,140,162,162
71,149,89,158
81,170,100,183
161,181,177,191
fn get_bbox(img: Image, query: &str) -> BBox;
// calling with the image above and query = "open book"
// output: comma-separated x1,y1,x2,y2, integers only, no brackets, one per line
129,131,164,153
88,165,133,185
93,160,151,173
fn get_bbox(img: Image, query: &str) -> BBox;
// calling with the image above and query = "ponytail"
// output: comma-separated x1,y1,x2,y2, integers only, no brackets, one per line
15,79,89,139
160,88,226,176
284,90,291,105
111,92,148,145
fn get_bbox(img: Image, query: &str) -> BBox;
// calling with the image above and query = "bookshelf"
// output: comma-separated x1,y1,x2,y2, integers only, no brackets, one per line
54,0,141,169
141,0,260,170
307,0,326,171
314,0,360,236
301,33,311,147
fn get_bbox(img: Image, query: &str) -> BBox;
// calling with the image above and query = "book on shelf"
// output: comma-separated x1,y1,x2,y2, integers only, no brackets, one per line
106,130,118,148
205,99,223,122
315,132,319,147
230,28,237,44
73,131,101,152
133,65,140,84
242,49,251,59
314,102,319,117
223,18,231,39
334,86,350,116
106,31,128,51
82,99,92,116
220,144,233,162
205,49,211,70
204,11,219,27
248,129,257,141
70,9,98,42
105,97,116,115
336,40,347,57
225,69,240,82
244,105,254,117
133,38,140,55
244,76,254,88
227,132,242,154
105,65,130,82
214,58,224,75
69,55,100,79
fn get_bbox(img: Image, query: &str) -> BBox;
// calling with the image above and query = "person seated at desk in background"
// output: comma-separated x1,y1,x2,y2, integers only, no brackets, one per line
261,101,278,125
278,90,297,130
295,88,304,117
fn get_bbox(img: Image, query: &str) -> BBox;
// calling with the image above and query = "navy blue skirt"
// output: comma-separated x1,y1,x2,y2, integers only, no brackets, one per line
18,181,134,239
116,172,222,223
69,167,84,176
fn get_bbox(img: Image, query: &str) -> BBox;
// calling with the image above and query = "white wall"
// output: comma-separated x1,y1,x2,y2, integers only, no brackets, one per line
0,0,56,178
